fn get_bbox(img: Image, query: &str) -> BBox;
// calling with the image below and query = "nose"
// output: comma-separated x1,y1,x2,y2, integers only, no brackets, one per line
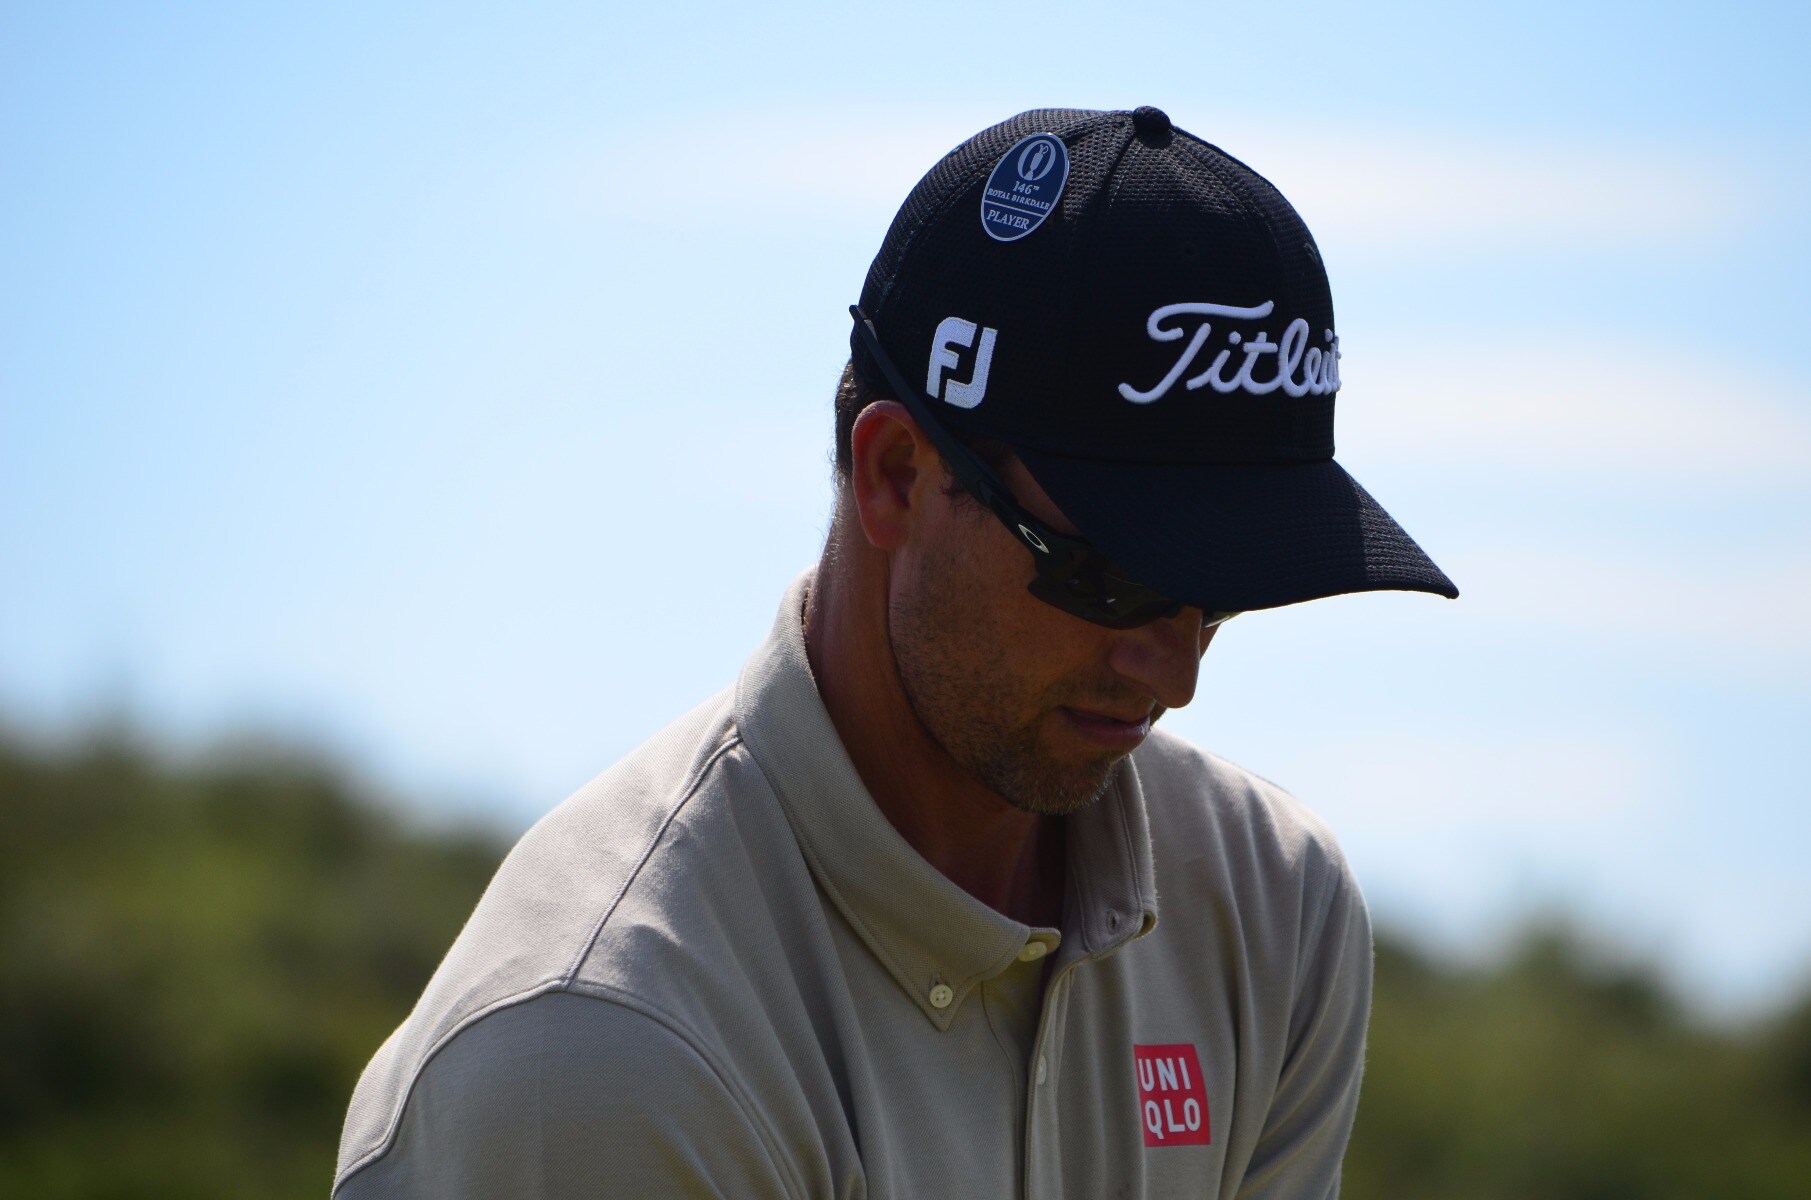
1104,607,1211,711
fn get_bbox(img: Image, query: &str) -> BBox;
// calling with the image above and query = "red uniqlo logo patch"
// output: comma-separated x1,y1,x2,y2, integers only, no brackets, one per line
1134,1043,1211,1147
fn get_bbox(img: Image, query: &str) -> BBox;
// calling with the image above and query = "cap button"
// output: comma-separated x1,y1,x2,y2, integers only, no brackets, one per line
1131,106,1171,137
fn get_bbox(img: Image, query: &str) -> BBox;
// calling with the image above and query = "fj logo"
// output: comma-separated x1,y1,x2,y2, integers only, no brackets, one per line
926,316,997,409
1134,1043,1211,1147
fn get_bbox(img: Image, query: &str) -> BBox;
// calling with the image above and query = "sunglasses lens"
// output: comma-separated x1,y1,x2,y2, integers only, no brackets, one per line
1028,570,1183,630
1027,563,1245,630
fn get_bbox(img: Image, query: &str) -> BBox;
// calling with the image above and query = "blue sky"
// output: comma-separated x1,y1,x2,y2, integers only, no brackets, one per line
4,1,1808,1017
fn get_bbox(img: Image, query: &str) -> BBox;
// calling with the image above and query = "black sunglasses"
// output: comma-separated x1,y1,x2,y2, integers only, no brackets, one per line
850,306,1238,632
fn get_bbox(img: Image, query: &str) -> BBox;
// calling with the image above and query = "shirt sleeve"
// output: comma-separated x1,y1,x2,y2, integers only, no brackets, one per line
1233,852,1374,1200
332,990,799,1200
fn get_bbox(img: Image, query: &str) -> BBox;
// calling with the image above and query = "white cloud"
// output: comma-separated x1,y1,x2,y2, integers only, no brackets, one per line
1293,728,1658,833
562,108,1756,252
1439,543,1811,667
1257,534,1811,679
1215,120,1749,251
1340,340,1811,483
568,110,969,230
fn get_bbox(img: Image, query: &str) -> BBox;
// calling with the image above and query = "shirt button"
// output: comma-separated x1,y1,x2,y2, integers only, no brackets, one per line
1036,1055,1049,1086
1017,942,1048,962
928,983,954,1009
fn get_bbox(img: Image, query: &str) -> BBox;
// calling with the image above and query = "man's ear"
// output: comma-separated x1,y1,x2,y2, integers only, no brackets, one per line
847,400,941,551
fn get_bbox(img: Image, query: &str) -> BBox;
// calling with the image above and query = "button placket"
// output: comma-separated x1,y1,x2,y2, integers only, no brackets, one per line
1022,965,1077,1196
1038,971,1072,1083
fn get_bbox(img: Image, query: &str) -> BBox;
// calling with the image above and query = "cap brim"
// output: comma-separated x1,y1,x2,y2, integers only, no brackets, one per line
1013,451,1458,613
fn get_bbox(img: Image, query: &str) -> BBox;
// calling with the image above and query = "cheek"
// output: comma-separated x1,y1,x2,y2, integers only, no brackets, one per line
954,516,1053,630
966,524,1109,692
905,515,1047,658
900,500,1113,699
906,497,1014,600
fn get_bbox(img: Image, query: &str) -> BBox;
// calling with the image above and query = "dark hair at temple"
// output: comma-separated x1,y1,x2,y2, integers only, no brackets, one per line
831,359,1013,506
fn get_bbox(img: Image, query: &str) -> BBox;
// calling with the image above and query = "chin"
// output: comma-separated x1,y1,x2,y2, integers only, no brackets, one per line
996,761,1118,818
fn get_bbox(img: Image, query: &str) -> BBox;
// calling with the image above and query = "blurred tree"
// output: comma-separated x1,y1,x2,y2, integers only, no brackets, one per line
1346,922,1811,1199
0,729,504,1200
1,728,1807,1198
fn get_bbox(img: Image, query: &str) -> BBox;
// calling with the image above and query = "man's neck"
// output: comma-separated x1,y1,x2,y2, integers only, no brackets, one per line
802,556,1066,930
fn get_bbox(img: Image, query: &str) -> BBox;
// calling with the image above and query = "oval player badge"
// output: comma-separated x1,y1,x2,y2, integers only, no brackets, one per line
980,133,1069,243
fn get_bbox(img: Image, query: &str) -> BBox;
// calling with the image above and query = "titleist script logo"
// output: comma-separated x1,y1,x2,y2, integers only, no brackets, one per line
927,315,998,409
1118,301,1341,404
1134,1043,1211,1147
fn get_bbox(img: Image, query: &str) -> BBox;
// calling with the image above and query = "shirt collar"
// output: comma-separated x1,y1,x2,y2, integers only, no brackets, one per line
734,569,1159,1030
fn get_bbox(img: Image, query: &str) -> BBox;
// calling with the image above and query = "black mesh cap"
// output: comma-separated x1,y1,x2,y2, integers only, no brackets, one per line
851,105,1456,612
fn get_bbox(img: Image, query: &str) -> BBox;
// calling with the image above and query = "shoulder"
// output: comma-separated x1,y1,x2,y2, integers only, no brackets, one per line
1132,725,1353,885
1129,726,1364,959
337,684,804,1187
334,992,797,1199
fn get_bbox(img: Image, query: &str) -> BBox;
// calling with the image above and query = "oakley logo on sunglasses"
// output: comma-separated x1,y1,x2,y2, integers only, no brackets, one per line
1017,525,1050,553
927,316,998,410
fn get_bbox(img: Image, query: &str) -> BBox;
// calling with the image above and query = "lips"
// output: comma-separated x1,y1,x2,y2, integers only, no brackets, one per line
1068,706,1150,725
1058,706,1152,747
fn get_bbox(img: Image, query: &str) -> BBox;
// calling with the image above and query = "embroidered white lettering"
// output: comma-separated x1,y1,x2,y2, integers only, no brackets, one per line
1118,301,1341,403
927,315,997,409
1128,323,1214,403
1276,319,1310,398
1187,346,1238,394
927,317,975,401
1228,331,1279,395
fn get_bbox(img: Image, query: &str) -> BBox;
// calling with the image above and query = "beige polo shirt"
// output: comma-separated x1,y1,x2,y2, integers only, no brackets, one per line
334,569,1371,1199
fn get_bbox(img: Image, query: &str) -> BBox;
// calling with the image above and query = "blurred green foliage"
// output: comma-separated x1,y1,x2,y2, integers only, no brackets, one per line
1352,925,1811,1198
2,730,1808,1198
0,730,501,1199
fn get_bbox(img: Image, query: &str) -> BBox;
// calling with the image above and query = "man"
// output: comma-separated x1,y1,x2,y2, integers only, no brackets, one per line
334,105,1456,1199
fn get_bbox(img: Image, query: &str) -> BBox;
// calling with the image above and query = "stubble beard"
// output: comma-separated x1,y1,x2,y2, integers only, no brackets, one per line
888,566,1127,819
